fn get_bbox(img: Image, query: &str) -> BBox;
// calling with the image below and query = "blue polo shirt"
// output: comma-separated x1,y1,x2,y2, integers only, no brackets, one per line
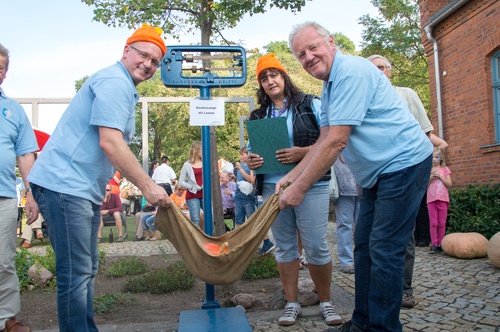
0,87,39,198
29,61,138,205
320,51,433,188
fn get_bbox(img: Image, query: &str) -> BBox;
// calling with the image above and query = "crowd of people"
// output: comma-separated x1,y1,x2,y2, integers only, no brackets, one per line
2,19,454,332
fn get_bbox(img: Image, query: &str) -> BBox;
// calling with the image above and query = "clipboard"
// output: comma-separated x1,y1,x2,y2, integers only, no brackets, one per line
246,117,296,174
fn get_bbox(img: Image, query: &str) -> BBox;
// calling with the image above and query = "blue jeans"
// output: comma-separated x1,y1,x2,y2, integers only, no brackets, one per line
334,195,360,268
31,184,100,332
186,198,203,227
143,214,157,232
352,155,432,332
234,198,256,226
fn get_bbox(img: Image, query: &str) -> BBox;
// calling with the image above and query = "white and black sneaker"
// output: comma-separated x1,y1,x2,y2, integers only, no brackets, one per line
320,302,343,325
278,303,302,326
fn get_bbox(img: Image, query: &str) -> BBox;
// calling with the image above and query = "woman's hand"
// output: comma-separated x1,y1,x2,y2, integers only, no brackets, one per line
247,153,263,170
276,146,309,164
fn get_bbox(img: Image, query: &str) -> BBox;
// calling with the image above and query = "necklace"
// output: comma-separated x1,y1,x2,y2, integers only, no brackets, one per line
272,98,288,117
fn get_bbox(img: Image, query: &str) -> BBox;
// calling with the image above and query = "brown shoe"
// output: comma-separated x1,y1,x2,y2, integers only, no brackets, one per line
4,318,31,332
20,240,32,249
36,229,44,240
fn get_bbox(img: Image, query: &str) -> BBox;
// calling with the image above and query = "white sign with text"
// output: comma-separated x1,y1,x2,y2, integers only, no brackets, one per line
190,98,225,126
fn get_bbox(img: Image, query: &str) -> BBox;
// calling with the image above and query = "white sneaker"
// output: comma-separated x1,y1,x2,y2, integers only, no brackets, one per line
321,302,343,325
278,303,302,326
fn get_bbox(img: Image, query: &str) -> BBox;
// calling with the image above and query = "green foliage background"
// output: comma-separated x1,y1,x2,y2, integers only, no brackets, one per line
448,184,500,240
75,0,430,174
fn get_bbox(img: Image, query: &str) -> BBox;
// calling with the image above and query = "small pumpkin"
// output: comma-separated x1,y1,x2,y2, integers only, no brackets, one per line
204,242,230,256
487,232,500,268
441,232,488,259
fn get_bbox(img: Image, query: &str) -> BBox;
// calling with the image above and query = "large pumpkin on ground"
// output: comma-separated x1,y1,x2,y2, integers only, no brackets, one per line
487,232,500,268
441,232,488,259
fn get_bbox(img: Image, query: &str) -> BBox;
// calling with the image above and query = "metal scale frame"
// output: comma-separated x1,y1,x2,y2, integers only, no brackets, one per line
161,45,251,332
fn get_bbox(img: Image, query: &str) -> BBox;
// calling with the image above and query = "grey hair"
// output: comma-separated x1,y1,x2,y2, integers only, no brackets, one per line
366,54,392,70
289,21,332,55
0,43,9,70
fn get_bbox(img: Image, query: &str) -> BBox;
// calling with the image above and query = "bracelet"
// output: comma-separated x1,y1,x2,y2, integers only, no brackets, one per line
24,187,32,198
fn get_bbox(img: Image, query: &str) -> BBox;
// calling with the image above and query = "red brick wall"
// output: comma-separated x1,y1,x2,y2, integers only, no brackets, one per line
419,0,500,187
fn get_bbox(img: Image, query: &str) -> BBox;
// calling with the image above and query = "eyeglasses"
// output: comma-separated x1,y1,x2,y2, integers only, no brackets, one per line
106,189,112,191
376,65,388,71
129,45,162,69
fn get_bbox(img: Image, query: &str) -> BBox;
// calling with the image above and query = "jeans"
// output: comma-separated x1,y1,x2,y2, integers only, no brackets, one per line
234,198,256,226
351,155,431,332
31,184,100,332
334,195,360,268
186,198,203,227
142,213,157,232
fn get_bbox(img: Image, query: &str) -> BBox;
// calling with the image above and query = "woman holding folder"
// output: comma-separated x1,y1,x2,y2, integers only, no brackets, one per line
247,54,342,327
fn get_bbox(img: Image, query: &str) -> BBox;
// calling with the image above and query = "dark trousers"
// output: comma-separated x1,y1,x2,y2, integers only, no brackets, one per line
414,192,430,245
160,183,173,196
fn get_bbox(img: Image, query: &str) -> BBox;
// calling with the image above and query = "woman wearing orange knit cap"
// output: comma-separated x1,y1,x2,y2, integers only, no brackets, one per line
247,54,342,327
28,24,170,332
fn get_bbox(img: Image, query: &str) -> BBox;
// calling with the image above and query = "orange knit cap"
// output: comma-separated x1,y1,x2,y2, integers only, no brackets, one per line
256,53,287,81
127,24,166,56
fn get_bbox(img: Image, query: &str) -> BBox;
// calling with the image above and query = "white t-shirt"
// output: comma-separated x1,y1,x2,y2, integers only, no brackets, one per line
152,164,177,185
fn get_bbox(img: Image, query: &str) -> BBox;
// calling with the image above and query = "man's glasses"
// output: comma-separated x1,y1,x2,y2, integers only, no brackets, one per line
376,65,387,71
129,45,162,69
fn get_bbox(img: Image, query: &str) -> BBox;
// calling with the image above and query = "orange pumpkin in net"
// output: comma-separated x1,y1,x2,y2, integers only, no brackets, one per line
203,242,230,255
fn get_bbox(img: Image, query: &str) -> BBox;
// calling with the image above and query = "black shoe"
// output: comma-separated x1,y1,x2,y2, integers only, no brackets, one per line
133,237,145,241
325,320,364,332
436,245,443,252
429,245,438,254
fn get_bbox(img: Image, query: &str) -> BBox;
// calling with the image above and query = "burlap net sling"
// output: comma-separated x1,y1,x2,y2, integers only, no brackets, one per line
154,193,280,285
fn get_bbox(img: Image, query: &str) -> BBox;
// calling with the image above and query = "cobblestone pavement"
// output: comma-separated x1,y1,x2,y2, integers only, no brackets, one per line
32,221,499,332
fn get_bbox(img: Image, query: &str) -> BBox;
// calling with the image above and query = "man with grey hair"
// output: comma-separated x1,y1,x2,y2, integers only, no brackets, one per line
0,42,38,332
277,22,433,332
368,54,448,309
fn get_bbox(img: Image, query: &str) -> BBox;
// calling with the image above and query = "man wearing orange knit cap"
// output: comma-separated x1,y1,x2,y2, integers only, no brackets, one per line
28,24,171,332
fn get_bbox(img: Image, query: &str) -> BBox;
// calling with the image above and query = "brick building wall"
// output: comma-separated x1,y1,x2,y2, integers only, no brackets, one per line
419,0,500,187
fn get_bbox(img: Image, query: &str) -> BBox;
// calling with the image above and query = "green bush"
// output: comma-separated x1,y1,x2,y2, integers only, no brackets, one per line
124,261,195,294
94,292,137,315
448,184,500,239
32,245,56,274
16,245,106,290
15,249,34,291
242,254,279,280
106,257,148,277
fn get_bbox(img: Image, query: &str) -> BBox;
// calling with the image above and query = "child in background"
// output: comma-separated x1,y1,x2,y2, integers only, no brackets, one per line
427,148,452,254
234,147,256,227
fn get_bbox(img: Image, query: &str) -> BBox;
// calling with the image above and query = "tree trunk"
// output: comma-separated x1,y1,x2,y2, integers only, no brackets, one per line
210,127,225,236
